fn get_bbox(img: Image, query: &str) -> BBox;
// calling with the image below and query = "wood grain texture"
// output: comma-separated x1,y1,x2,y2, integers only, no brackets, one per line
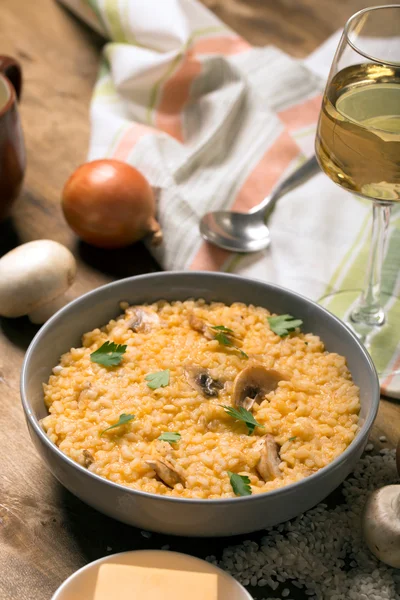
0,1,398,599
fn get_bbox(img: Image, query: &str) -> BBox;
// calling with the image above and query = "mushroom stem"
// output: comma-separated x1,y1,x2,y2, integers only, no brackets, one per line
363,485,400,568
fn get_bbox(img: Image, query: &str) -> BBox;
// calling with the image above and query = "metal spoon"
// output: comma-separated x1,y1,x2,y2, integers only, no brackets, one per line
200,155,320,253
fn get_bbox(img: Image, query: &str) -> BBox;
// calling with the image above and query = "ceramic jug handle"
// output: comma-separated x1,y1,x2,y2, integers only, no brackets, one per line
0,56,22,101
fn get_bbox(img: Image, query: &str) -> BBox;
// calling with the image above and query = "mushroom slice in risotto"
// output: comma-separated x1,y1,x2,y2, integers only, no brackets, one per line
233,364,286,411
146,458,185,488
256,434,282,481
126,307,160,333
188,313,242,345
188,313,214,339
184,365,224,398
82,449,94,468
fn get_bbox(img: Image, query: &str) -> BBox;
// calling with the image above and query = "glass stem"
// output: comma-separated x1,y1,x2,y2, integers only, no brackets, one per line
351,201,391,326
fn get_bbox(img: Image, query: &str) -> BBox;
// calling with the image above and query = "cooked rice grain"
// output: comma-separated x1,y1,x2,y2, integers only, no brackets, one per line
41,299,360,499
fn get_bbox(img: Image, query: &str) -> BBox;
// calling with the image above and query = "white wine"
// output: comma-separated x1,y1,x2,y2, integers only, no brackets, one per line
315,63,400,201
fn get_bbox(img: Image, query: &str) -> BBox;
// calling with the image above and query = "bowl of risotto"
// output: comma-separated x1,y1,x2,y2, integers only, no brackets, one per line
21,272,379,537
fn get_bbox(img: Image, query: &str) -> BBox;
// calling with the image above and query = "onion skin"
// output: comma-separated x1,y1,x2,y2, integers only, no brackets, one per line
62,159,162,249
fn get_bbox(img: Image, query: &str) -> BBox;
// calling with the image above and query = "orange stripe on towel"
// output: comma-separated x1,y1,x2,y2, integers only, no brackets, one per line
233,130,299,211
112,123,157,161
190,130,300,271
192,35,251,56
382,352,400,394
155,50,201,141
278,95,322,132
155,35,250,142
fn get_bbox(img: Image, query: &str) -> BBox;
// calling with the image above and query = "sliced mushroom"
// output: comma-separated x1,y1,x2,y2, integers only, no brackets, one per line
184,365,223,398
233,364,285,411
146,458,185,488
127,307,160,333
188,313,214,339
82,450,94,468
256,434,282,481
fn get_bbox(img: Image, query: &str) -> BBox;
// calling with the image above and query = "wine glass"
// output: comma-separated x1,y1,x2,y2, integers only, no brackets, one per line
315,5,400,381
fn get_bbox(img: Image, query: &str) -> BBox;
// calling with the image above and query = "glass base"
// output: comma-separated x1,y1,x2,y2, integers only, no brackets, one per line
319,289,400,381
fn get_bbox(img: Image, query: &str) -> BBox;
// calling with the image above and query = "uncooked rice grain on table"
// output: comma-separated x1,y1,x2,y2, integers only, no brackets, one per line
205,450,400,599
41,299,360,499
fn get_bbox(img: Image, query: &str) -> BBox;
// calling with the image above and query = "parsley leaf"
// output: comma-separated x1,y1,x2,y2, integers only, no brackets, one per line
211,325,234,334
100,413,135,436
158,432,181,444
212,326,248,359
214,331,234,346
145,369,170,389
221,404,264,435
228,471,252,496
90,341,127,367
267,314,303,337
288,436,297,442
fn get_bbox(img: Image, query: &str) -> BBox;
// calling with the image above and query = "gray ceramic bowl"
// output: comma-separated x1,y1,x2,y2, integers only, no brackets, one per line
21,272,379,537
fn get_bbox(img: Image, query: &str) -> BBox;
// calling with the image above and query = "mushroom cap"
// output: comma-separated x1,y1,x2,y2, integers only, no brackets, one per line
233,364,285,409
256,434,282,482
147,458,185,488
184,364,224,398
0,240,76,317
363,485,400,568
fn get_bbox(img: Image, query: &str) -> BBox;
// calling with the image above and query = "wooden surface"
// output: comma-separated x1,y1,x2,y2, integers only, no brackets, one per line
0,1,398,599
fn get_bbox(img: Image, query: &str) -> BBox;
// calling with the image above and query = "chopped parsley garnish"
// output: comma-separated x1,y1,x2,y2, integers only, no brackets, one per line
267,314,303,337
211,325,248,359
211,325,234,333
158,432,181,444
100,413,135,436
288,436,297,442
221,404,264,435
90,341,127,367
145,369,170,389
228,471,252,496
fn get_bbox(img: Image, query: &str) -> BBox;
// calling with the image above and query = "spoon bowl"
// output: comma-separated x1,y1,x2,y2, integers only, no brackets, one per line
200,155,320,253
200,210,271,253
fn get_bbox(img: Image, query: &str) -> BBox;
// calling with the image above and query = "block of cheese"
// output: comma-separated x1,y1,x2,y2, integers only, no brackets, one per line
94,563,218,600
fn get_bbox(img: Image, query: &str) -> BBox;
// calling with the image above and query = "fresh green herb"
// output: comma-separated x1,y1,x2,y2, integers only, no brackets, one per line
288,436,297,442
214,331,234,347
90,341,127,367
228,471,252,496
145,369,170,389
100,413,135,436
267,314,303,337
211,325,234,334
212,326,248,359
221,404,264,435
158,432,181,444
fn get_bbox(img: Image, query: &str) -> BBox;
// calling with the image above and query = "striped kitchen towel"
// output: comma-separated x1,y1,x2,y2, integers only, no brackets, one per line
59,0,400,397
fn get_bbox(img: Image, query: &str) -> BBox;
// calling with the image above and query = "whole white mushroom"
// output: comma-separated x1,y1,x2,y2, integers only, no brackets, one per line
0,239,77,324
363,485,400,568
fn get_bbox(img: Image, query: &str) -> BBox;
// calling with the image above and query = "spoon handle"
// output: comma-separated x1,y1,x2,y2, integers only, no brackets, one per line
250,155,320,217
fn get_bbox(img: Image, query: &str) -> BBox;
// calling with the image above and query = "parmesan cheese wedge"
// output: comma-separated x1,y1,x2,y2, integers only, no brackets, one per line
94,563,218,600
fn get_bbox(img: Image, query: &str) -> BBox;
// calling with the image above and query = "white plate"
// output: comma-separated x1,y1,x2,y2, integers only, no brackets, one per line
52,549,253,600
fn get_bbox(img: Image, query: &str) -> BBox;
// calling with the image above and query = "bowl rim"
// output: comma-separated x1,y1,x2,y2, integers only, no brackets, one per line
51,549,253,599
21,271,380,506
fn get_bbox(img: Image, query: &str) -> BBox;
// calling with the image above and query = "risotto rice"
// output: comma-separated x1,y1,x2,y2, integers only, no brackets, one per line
41,299,360,499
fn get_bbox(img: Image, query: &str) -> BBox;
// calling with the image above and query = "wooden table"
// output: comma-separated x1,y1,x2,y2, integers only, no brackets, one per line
0,1,398,598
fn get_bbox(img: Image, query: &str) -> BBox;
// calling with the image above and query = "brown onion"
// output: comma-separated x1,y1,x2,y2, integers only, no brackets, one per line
62,159,162,249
